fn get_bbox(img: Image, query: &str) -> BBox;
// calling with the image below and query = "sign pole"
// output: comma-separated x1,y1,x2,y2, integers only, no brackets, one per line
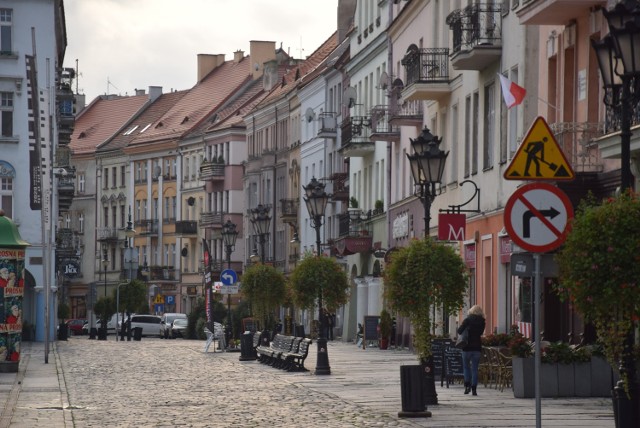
534,252,542,428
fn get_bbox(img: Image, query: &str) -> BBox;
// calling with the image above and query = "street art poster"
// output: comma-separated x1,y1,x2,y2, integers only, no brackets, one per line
0,251,25,364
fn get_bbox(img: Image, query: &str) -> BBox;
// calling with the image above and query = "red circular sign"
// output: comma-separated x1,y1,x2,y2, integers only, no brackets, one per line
504,183,573,253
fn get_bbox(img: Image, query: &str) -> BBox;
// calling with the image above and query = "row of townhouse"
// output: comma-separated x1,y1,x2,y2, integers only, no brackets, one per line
58,0,635,347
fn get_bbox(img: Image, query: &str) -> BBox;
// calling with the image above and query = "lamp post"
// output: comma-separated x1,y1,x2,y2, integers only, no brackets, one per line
221,219,238,348
100,250,109,340
406,127,449,235
303,177,331,375
250,204,271,263
405,127,448,405
120,207,136,342
592,2,640,425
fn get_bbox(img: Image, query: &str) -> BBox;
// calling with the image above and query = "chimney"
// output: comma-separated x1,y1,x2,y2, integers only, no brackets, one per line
135,89,146,96
148,86,162,102
197,53,226,82
249,40,276,80
234,50,244,63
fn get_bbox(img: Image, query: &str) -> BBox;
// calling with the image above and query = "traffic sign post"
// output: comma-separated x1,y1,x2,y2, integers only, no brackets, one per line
220,269,237,286
504,183,573,253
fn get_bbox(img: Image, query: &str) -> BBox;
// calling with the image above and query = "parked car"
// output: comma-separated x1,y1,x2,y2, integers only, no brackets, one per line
169,318,188,339
129,314,162,337
82,314,118,335
66,319,86,336
159,313,187,338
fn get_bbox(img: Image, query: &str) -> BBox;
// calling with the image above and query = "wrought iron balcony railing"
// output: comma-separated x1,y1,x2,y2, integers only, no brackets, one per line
447,3,502,54
401,46,450,86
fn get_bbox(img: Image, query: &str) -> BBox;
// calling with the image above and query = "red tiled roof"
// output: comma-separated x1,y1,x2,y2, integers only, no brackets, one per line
70,95,148,155
101,90,189,153
129,59,252,145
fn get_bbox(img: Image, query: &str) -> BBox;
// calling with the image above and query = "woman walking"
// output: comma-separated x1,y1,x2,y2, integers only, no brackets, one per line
457,305,486,395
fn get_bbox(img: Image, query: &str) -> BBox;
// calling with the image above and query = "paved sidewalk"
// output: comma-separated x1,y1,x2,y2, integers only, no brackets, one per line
0,338,616,427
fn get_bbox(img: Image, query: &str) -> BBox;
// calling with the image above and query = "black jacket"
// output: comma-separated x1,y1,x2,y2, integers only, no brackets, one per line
457,314,486,352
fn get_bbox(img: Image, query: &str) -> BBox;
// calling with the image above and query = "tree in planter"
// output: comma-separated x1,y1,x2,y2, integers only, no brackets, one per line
289,254,350,331
93,296,115,339
555,191,640,398
384,237,468,361
240,263,286,332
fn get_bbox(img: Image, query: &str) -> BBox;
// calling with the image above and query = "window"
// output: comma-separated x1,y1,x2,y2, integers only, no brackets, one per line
103,168,109,189
464,96,471,177
164,197,169,221
0,176,13,217
172,196,177,220
112,167,117,188
165,159,171,178
103,207,109,227
120,205,125,228
0,9,12,55
112,206,117,229
1,92,13,137
120,166,125,187
153,198,158,220
78,173,85,194
483,81,495,170
136,162,142,182
135,200,141,223
472,92,479,175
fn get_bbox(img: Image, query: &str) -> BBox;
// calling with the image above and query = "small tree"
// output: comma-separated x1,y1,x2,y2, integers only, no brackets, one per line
555,191,640,392
240,263,286,330
384,238,468,360
289,254,350,315
94,296,116,330
113,279,147,320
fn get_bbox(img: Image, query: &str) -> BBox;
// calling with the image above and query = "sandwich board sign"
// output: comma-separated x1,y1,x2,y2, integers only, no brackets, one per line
504,117,575,181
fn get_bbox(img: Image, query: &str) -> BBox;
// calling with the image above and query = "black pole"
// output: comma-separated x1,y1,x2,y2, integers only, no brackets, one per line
226,245,232,347
620,74,633,192
259,234,266,263
313,215,331,375
421,183,438,405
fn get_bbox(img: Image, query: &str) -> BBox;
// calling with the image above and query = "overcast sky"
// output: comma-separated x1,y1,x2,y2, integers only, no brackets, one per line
63,0,339,102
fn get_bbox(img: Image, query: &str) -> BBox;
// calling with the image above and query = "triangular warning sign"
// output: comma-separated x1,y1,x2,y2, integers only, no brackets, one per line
504,117,575,181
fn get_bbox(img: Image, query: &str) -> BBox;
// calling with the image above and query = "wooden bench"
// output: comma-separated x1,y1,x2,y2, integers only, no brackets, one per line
280,338,313,371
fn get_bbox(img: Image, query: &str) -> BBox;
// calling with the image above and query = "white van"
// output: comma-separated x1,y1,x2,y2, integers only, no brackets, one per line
129,314,162,337
160,313,187,338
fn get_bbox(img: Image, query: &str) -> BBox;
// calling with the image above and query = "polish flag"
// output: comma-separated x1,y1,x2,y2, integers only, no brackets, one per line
498,74,526,108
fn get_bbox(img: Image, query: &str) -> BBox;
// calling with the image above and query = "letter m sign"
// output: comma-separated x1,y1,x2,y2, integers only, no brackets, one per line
438,213,466,241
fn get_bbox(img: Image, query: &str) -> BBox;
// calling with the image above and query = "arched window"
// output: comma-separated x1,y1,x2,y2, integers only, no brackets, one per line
0,160,15,217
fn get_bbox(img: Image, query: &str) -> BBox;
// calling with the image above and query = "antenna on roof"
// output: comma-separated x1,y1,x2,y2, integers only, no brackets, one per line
107,77,119,95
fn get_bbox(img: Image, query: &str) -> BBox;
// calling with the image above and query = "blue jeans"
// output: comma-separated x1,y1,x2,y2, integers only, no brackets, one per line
462,350,481,387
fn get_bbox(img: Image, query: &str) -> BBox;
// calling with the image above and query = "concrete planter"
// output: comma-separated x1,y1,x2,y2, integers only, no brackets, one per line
574,362,592,397
591,356,616,397
540,363,559,398
512,357,535,398
557,363,575,397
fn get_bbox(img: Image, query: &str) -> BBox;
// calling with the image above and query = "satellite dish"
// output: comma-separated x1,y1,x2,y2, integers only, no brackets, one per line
153,165,162,179
305,107,315,123
378,71,390,90
342,86,357,108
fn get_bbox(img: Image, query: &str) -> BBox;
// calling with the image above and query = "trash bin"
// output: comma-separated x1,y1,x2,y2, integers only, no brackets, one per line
239,332,256,361
133,327,142,341
398,365,431,418
57,323,68,341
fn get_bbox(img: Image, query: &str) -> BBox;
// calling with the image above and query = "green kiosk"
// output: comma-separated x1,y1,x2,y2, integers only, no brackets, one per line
0,210,29,373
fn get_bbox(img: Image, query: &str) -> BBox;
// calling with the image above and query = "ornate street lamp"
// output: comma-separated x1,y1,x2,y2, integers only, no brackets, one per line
406,127,449,236
221,219,238,347
591,3,640,425
249,204,271,262
100,250,109,340
303,177,331,375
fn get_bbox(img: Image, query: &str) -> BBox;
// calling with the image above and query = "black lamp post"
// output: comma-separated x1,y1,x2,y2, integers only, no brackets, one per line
303,177,331,375
221,219,238,347
406,127,449,236
250,204,271,263
405,127,448,406
100,250,109,340
592,2,640,426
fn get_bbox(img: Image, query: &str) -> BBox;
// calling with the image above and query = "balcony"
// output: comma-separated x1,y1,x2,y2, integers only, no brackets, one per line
516,0,604,26
199,211,224,229
550,122,605,174
329,172,349,202
147,266,178,282
175,220,198,236
279,198,298,225
56,228,80,258
199,161,225,181
58,175,75,212
339,116,375,157
318,112,338,139
139,219,159,236
447,3,502,71
401,46,450,101
97,227,119,242
331,212,373,256
369,105,400,142
389,100,423,127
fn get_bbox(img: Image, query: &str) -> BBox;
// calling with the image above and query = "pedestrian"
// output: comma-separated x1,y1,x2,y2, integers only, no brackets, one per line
457,305,486,396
